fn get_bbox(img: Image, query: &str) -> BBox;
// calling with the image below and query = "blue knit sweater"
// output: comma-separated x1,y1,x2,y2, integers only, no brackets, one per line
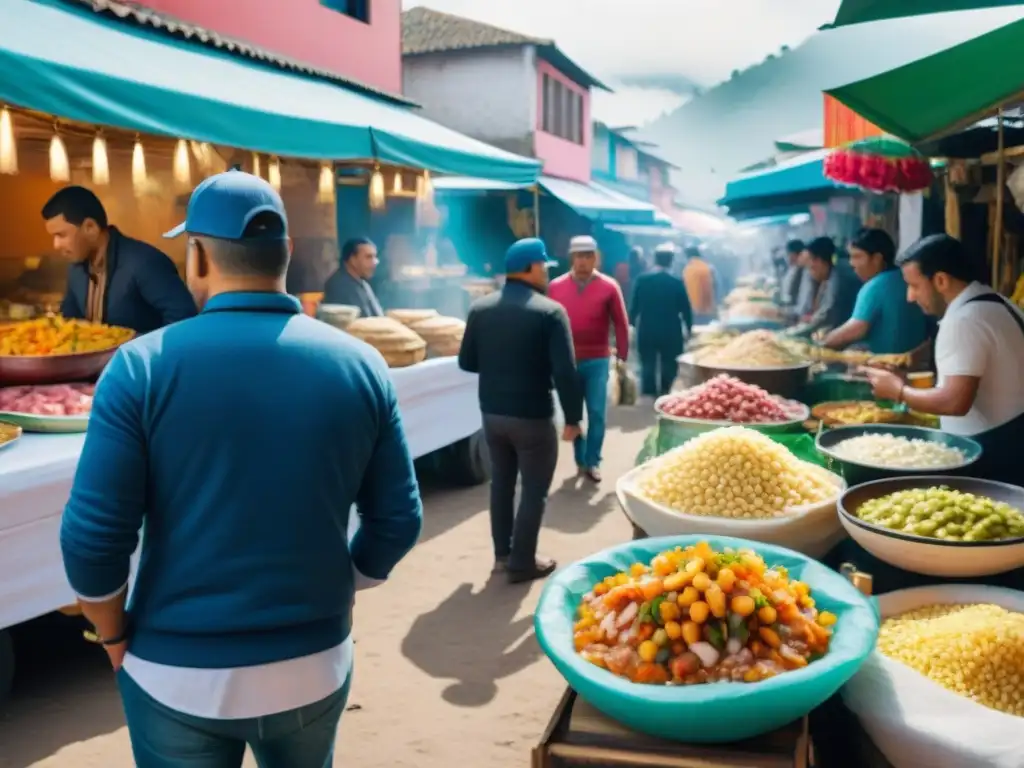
60,292,423,668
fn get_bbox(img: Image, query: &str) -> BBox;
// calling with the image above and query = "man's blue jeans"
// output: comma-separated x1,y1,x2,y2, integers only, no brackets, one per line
117,668,351,768
574,357,610,470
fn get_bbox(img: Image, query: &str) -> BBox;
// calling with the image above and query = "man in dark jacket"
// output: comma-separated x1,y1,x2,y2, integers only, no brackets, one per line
42,186,196,334
458,238,582,584
630,243,693,397
322,237,383,318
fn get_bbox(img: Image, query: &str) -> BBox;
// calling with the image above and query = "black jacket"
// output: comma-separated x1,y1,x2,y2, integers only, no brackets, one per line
458,280,583,425
62,227,197,334
629,269,693,347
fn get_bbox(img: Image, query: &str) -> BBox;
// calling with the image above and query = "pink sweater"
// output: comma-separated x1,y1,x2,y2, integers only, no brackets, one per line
549,272,629,361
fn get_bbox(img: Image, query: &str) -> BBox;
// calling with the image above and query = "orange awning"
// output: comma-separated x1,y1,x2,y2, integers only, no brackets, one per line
824,94,884,148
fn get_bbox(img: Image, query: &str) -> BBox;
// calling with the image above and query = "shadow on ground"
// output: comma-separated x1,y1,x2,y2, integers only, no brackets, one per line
400,575,539,708
0,615,124,768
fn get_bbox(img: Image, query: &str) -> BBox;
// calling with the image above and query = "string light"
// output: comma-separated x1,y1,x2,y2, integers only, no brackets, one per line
132,137,147,194
92,133,110,186
252,152,262,179
268,156,281,190
172,139,191,189
393,171,403,195
0,107,17,175
369,166,386,210
416,169,434,202
317,162,335,204
49,128,69,183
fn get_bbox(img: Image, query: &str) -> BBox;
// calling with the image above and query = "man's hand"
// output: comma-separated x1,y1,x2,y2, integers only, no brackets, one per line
861,366,905,402
562,424,582,442
104,640,128,672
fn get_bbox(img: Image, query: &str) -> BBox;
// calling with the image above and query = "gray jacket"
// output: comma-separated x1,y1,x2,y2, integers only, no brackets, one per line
323,268,383,318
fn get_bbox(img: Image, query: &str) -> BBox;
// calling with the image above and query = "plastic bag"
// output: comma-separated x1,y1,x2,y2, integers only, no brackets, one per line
639,425,824,468
534,535,879,743
842,585,1024,768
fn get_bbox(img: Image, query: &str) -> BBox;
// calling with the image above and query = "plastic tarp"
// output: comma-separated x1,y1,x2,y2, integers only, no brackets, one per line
541,176,659,224
0,0,541,185
827,12,1024,143
719,150,845,206
832,0,1024,27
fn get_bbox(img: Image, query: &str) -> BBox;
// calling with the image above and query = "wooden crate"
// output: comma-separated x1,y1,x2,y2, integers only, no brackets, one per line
533,688,811,768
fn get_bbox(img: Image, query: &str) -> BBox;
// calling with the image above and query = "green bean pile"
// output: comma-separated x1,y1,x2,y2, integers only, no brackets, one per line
856,486,1024,542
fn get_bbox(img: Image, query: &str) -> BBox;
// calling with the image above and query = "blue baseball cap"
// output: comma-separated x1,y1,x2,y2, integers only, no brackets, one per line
164,169,288,240
505,237,557,274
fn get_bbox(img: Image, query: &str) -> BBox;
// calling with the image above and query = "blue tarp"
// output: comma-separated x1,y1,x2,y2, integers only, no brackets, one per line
541,176,659,224
0,0,541,185
719,150,845,206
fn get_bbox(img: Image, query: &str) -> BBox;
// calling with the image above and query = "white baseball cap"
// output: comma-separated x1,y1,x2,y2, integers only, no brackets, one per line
654,242,677,256
569,235,598,254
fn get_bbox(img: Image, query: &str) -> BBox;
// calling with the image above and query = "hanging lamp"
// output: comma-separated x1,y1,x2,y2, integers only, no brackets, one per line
132,136,147,195
173,139,191,189
393,171,403,195
268,156,281,190
317,162,335,203
252,152,262,179
92,133,110,186
49,127,69,183
0,107,17,175
369,165,386,210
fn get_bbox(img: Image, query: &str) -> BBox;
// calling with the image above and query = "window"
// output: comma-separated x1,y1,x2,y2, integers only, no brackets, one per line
615,145,638,180
321,0,370,23
540,74,584,145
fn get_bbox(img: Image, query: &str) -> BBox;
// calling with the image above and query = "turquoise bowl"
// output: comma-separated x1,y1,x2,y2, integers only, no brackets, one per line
534,535,879,743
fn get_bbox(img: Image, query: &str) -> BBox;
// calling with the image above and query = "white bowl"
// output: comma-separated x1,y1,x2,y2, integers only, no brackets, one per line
838,508,1024,578
615,459,846,559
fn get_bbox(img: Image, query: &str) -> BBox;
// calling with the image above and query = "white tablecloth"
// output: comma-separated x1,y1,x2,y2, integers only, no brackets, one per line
0,357,480,631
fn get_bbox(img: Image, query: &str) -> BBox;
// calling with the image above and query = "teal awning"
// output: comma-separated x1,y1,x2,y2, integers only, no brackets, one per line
433,177,532,192
541,176,658,224
832,0,1024,27
0,0,541,185
719,151,846,206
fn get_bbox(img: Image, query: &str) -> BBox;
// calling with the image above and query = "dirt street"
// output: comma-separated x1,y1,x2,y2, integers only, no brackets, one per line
0,406,652,768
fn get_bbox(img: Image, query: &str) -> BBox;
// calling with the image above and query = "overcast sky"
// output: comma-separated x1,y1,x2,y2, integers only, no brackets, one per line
403,0,840,123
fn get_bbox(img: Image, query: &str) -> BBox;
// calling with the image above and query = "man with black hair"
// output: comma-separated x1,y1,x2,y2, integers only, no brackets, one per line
323,236,383,317
791,237,860,336
865,235,1024,472
60,170,422,767
630,243,692,397
779,239,807,309
823,228,930,354
41,185,195,333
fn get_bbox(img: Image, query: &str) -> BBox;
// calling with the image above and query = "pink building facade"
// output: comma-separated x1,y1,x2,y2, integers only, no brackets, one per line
133,0,403,95
533,59,592,183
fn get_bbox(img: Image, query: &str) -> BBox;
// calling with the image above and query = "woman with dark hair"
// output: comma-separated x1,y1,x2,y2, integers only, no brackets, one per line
864,234,1024,482
822,228,929,354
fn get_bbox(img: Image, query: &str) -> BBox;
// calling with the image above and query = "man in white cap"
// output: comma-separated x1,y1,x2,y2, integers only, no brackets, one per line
630,242,693,397
548,235,629,483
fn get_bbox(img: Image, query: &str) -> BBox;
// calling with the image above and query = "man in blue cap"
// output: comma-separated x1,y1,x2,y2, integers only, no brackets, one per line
60,170,423,767
459,237,583,584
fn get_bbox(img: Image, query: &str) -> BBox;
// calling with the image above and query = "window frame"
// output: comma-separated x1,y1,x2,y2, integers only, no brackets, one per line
541,74,585,146
321,0,370,24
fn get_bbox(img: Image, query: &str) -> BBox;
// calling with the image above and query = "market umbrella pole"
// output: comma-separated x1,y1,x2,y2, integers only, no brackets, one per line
533,184,540,237
994,108,1005,290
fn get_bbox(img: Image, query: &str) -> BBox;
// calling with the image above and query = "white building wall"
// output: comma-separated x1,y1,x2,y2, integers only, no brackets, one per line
402,46,537,157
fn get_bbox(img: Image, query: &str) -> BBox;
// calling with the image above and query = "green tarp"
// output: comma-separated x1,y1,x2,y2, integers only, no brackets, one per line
832,0,1024,27
0,0,541,185
827,14,1024,143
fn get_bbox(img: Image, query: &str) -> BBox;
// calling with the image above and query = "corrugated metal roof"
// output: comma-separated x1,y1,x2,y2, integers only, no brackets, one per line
401,7,609,91
68,0,415,106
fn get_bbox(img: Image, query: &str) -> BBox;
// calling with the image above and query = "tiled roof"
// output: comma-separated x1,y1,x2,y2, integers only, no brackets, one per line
68,0,415,105
401,7,609,91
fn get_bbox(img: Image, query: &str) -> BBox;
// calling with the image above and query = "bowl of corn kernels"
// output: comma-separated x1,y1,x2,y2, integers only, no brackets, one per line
842,585,1024,767
617,426,845,558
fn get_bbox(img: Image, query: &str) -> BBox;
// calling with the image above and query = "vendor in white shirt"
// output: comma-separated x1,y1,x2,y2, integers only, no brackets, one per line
864,234,1024,482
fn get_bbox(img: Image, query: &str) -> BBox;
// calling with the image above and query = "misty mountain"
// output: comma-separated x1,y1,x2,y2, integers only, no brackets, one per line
615,73,702,96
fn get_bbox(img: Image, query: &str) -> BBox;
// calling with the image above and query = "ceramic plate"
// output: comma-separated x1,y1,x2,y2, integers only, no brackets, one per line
0,411,89,433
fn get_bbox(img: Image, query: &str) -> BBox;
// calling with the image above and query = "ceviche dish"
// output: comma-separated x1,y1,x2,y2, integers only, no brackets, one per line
574,541,835,685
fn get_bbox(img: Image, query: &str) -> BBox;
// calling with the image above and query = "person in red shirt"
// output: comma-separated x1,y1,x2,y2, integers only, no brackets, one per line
549,235,629,483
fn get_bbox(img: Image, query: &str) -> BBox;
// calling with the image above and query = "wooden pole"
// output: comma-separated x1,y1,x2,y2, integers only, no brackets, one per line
994,108,1005,290
533,184,541,237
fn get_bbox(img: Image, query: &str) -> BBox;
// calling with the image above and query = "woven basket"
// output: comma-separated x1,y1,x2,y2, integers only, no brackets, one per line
387,308,439,327
345,317,427,368
410,316,465,358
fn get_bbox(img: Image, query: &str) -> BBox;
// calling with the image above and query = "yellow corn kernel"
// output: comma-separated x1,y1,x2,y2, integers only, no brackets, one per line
689,601,710,624
664,620,682,640
818,611,837,627
681,621,701,645
638,640,659,663
677,586,699,607
659,600,681,623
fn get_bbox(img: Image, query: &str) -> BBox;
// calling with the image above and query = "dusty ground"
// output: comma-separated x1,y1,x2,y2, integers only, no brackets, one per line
0,405,653,768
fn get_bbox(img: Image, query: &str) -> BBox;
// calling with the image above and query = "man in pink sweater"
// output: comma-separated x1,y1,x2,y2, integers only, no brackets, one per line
549,235,629,483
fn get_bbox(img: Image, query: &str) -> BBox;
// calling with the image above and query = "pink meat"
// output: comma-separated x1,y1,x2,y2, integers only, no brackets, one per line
0,384,94,416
